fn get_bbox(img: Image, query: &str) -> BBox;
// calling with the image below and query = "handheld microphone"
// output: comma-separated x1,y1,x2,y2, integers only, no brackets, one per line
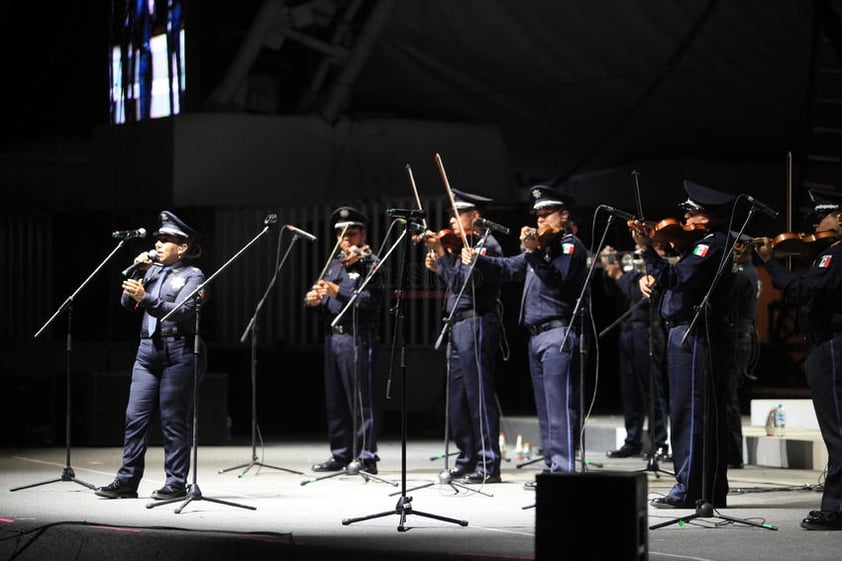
265,214,278,226
474,217,511,236
121,250,159,278
386,208,427,219
600,205,636,222
286,224,317,241
112,227,147,240
744,195,779,219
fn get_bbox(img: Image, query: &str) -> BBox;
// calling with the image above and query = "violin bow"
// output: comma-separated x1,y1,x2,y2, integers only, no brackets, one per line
434,152,470,249
631,169,645,221
315,224,349,283
405,163,428,231
786,151,793,270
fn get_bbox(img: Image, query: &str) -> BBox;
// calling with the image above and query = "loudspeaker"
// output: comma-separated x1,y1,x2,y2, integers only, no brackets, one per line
536,471,647,561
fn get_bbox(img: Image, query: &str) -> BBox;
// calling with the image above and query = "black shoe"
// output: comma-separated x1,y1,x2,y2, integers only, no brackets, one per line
312,457,347,472
448,465,472,478
151,484,186,500
801,510,842,530
651,496,694,509
728,463,744,470
606,444,643,458
523,480,537,491
462,471,501,484
360,459,378,475
94,479,138,499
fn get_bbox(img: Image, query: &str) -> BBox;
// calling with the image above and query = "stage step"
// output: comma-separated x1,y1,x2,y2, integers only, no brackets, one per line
502,406,827,471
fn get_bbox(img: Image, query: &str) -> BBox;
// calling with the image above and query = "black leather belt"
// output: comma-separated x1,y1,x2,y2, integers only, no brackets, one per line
449,309,477,323
140,328,191,339
526,318,569,336
449,309,494,323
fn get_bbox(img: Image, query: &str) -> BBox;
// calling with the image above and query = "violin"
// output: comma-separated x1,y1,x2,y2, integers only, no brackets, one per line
428,228,474,253
523,225,564,249
742,230,838,259
629,218,707,250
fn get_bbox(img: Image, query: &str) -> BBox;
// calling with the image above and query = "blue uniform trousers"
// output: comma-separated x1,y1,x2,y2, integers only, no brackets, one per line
323,331,378,463
527,325,580,473
117,336,205,490
618,326,668,448
449,312,502,475
664,325,729,506
805,335,842,514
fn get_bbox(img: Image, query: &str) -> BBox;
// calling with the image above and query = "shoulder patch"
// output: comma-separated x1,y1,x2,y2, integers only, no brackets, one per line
819,255,832,268
562,243,575,255
693,244,709,257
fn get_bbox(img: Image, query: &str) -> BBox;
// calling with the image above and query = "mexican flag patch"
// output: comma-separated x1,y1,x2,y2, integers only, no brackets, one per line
819,255,832,268
562,243,575,255
693,244,710,257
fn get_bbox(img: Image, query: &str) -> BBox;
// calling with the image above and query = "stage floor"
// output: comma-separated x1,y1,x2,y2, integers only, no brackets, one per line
0,432,838,561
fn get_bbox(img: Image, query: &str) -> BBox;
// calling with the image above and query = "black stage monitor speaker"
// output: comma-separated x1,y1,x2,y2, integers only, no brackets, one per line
536,471,647,561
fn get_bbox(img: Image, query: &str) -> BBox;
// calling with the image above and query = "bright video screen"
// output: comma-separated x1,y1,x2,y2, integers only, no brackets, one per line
109,2,186,124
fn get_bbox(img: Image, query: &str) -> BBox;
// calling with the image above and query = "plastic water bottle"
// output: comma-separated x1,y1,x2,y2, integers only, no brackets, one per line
775,404,786,437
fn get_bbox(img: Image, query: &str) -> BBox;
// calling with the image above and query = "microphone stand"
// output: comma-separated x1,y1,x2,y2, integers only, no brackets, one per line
218,231,305,477
11,240,130,492
652,206,776,530
301,224,400,487
147,216,279,513
559,214,616,473
342,216,468,531
633,286,673,479
402,228,493,497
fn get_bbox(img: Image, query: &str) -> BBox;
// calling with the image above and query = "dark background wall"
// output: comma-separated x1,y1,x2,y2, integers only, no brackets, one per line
1,1,827,445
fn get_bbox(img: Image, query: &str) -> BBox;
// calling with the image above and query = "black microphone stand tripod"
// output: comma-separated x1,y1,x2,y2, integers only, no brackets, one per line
598,270,673,479
402,227,494,498
148,215,280,513
632,287,673,479
558,212,620,474
10,241,130,493
342,214,468,531
300,225,399,488
218,228,305,477
650,206,776,531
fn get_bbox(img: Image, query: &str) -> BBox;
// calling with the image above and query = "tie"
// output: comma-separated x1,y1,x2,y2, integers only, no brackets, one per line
145,268,170,336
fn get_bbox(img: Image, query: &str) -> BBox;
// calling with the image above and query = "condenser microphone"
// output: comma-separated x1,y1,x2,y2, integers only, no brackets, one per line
600,205,636,222
474,217,511,236
386,208,427,219
112,227,147,240
121,250,159,278
744,195,779,219
286,224,317,241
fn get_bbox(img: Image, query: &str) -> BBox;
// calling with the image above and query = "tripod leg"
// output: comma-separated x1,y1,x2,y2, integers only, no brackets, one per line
254,462,303,475
301,469,348,486
10,466,95,492
217,461,252,475
146,484,256,512
10,477,64,492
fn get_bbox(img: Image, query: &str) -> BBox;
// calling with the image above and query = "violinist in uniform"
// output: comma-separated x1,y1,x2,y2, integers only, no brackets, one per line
630,180,736,509
463,185,588,488
755,189,842,530
305,207,383,475
422,189,505,484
